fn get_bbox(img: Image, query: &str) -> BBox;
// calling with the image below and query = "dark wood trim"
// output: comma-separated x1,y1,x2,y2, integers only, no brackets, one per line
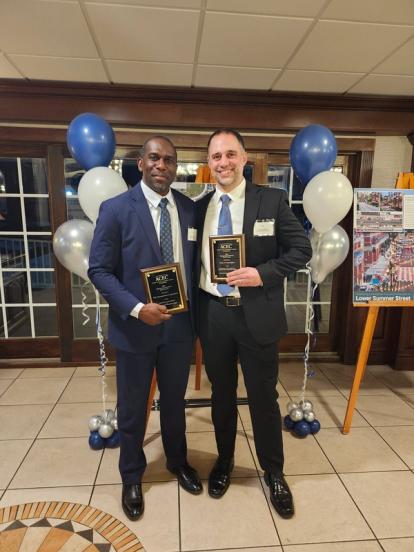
0,126,376,155
279,333,331,353
1,80,414,134
394,306,414,370
0,349,338,369
0,338,60,359
410,132,414,171
391,131,414,370
336,151,376,364
47,144,73,362
0,141,48,157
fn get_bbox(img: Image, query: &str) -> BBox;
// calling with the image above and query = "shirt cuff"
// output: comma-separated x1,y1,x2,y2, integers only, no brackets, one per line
130,302,145,319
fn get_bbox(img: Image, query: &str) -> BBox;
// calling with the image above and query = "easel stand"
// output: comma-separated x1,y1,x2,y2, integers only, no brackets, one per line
342,300,414,434
343,173,414,433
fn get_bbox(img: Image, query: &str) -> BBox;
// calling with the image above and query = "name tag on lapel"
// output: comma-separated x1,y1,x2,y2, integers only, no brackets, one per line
253,219,275,237
187,227,197,241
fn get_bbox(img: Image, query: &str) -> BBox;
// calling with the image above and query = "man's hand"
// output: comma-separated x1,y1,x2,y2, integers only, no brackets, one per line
226,267,263,287
138,303,172,325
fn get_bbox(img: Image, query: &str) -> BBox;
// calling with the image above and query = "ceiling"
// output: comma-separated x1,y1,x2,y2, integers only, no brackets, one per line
1,0,414,96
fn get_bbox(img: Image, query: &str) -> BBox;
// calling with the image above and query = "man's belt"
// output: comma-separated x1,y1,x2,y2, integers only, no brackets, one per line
201,290,242,307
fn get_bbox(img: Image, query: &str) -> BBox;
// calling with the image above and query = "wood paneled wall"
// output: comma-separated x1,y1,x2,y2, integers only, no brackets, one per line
0,80,413,368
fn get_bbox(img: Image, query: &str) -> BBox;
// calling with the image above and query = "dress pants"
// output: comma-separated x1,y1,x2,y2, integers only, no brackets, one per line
116,320,193,484
199,291,284,474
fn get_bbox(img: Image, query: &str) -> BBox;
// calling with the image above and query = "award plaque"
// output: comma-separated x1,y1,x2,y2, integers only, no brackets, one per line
209,234,246,283
140,263,188,313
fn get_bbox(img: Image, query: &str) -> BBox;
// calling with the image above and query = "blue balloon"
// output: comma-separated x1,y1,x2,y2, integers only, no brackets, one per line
89,430,105,450
290,124,337,185
106,430,120,448
309,419,321,434
294,420,311,438
284,415,295,430
67,113,116,170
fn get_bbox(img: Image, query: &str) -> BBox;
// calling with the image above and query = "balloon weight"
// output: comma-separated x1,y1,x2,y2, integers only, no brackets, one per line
89,431,105,450
294,420,311,437
309,419,321,434
284,415,295,430
106,431,120,448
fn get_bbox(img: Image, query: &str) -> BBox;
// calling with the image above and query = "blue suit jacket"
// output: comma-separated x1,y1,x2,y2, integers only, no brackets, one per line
88,182,196,353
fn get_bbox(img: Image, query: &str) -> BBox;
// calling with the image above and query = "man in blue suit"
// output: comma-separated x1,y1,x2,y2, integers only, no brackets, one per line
88,136,202,521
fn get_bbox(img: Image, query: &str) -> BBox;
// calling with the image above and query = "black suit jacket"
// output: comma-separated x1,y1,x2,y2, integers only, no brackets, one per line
196,183,312,344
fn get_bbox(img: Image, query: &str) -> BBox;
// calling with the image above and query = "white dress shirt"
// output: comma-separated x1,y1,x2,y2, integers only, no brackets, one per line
130,180,186,318
200,179,246,297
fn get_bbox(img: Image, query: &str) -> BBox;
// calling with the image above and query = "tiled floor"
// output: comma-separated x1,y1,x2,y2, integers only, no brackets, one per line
0,361,414,552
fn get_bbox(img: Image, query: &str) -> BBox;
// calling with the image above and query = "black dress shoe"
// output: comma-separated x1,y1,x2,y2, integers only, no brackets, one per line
208,457,234,498
168,463,203,495
122,483,144,521
264,472,294,519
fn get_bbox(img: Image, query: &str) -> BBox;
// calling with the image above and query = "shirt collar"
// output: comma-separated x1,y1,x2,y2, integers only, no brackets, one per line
213,178,246,204
141,180,175,209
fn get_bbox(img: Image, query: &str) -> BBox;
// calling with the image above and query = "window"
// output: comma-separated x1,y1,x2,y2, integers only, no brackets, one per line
0,158,58,338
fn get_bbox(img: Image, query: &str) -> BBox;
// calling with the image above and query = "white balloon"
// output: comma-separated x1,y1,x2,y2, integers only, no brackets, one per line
303,171,353,233
310,225,350,284
53,219,94,280
78,167,127,223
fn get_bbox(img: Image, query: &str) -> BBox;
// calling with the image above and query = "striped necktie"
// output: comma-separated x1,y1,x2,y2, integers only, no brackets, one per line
159,197,174,264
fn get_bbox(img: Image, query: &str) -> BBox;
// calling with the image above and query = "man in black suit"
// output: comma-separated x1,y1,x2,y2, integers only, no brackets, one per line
197,129,312,518
89,136,202,521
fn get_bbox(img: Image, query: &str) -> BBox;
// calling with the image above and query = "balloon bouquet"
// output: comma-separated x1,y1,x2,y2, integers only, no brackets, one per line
284,125,353,438
53,113,128,450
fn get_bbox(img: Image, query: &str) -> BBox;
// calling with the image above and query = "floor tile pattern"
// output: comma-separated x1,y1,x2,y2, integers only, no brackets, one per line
0,501,144,551
0,362,413,551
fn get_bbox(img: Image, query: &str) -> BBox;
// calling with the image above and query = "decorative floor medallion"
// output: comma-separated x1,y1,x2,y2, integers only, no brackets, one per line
0,502,144,551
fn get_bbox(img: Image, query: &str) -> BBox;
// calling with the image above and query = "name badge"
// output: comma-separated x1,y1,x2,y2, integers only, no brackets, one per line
188,227,197,241
253,219,275,237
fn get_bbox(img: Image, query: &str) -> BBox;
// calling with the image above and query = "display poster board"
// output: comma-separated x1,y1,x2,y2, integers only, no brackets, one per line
353,188,414,304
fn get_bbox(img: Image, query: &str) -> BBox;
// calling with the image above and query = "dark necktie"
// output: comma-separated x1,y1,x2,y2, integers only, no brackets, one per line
217,194,234,296
159,197,174,264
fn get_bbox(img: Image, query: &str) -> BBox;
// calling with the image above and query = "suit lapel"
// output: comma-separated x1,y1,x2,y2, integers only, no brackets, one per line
243,182,261,237
130,182,163,264
197,192,214,248
173,189,191,284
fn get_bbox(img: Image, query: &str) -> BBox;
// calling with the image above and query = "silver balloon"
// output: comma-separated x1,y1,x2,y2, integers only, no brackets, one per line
110,417,118,430
304,410,315,422
310,225,350,285
53,219,94,281
300,400,313,412
98,422,114,438
289,407,304,422
286,401,299,412
103,409,115,423
88,415,103,432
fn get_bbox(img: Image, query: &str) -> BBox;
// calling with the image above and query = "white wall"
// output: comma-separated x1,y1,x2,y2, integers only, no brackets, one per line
371,136,412,188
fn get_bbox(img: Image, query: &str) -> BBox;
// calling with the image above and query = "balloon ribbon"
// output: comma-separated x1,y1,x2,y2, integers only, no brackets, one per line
81,281,91,326
301,266,317,404
95,288,108,412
